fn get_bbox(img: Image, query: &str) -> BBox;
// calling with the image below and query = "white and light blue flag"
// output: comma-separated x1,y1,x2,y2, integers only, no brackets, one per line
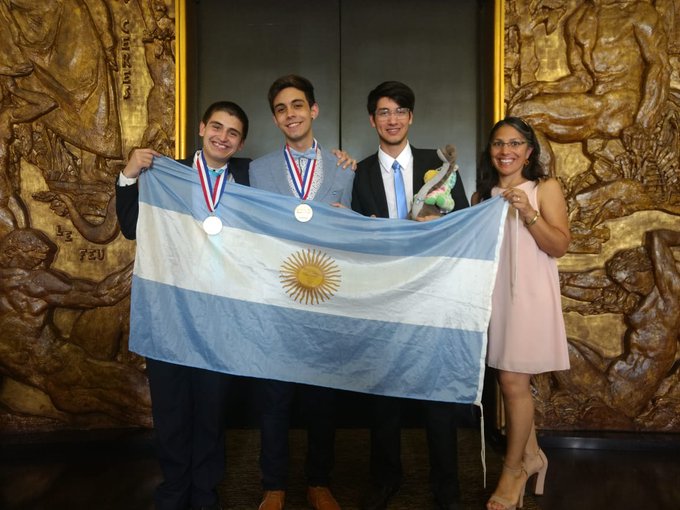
129,156,508,404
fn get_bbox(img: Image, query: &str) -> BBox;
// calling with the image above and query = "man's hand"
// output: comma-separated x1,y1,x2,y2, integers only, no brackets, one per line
414,214,441,222
331,149,358,171
122,148,161,179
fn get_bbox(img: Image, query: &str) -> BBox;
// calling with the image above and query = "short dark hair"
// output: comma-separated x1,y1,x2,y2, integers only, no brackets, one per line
366,81,415,116
267,74,316,113
201,101,249,141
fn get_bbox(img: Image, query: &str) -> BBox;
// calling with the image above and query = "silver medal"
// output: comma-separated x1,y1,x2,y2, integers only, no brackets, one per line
202,215,223,235
294,203,313,223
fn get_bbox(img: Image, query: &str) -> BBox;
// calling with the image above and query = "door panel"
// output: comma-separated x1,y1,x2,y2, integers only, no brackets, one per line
195,1,482,198
340,0,479,197
196,0,341,158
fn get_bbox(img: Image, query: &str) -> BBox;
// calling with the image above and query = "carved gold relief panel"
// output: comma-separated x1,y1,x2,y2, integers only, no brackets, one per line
504,0,680,432
0,0,177,432
2,0,679,435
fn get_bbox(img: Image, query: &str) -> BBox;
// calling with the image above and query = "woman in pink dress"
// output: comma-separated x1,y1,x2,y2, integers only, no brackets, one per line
472,117,570,510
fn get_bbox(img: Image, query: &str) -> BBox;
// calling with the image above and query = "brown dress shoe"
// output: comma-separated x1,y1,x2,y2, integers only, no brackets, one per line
259,490,285,510
307,486,341,510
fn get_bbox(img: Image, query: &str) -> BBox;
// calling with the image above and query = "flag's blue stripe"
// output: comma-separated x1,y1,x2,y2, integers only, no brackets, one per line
139,156,506,260
130,276,483,403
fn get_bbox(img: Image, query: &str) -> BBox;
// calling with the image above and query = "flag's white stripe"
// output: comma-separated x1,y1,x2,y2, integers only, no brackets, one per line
136,203,496,333
142,156,505,260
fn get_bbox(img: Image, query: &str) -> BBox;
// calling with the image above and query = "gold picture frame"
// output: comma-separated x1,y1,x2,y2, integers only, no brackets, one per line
174,0,187,160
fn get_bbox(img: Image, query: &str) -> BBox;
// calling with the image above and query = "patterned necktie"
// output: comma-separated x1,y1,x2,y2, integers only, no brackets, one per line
392,160,407,219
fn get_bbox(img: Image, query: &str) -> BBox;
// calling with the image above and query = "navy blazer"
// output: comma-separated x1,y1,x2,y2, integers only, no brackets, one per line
115,155,251,239
351,147,468,218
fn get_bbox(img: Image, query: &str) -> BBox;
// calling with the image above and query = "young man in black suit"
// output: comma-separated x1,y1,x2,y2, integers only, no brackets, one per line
116,101,250,510
351,81,469,510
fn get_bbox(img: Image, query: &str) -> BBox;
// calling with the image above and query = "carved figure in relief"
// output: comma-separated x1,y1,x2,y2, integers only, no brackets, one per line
505,0,572,92
3,0,121,158
2,0,125,244
509,0,669,145
554,229,680,427
508,0,675,254
139,0,176,155
0,228,151,426
0,65,57,238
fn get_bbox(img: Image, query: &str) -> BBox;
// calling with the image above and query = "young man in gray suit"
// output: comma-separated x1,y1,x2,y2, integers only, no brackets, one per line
351,81,470,510
249,74,354,510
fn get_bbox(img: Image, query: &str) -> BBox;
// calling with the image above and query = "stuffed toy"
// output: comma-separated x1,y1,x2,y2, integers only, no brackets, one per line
410,144,458,219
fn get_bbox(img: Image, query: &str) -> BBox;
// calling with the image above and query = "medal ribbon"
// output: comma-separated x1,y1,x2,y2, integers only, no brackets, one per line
283,139,318,200
195,150,228,213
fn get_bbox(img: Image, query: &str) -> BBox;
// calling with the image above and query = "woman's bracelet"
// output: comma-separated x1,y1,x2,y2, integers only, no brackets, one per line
525,210,540,227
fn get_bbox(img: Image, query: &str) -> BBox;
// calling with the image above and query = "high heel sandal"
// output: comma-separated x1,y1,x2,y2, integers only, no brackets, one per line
524,448,548,496
487,463,528,510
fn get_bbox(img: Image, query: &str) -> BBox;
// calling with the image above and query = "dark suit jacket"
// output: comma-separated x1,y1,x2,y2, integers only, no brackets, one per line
351,147,468,217
115,155,251,240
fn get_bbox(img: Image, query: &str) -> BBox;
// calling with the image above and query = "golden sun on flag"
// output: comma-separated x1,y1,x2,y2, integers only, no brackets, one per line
280,249,341,304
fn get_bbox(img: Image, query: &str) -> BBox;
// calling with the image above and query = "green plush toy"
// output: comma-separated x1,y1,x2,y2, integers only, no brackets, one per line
411,144,458,219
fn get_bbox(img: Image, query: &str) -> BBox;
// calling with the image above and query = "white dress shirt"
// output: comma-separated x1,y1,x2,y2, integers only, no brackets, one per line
378,143,414,219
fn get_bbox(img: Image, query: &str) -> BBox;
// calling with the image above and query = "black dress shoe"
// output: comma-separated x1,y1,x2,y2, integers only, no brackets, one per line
361,482,400,510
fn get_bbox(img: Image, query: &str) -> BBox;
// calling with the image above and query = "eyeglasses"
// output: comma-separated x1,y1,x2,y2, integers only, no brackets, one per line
375,107,411,120
490,140,527,149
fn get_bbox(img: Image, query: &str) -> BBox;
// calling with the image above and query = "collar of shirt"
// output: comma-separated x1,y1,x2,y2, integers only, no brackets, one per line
193,152,233,182
378,143,413,175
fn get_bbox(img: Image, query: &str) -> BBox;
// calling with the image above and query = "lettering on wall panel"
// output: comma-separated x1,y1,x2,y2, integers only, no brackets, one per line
0,0,177,432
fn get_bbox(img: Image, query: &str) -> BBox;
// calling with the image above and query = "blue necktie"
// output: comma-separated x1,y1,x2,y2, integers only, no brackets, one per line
392,160,408,219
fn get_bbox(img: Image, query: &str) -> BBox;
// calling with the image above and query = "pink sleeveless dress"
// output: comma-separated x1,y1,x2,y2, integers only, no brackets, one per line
487,181,570,374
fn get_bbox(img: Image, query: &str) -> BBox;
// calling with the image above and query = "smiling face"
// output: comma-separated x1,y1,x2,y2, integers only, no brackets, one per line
369,97,413,156
489,124,534,185
271,86,318,150
198,111,245,168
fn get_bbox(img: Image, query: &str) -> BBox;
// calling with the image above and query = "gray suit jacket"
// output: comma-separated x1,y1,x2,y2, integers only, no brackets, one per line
249,146,354,207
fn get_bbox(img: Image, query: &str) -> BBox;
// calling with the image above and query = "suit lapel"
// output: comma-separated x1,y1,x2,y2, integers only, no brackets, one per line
367,154,389,217
411,147,428,191
313,149,335,201
269,151,296,196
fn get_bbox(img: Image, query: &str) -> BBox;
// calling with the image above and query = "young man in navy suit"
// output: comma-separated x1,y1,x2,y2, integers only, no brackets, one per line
116,101,250,510
351,81,470,510
249,74,354,510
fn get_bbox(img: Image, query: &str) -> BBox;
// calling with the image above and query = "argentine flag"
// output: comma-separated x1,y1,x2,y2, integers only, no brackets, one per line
129,157,507,404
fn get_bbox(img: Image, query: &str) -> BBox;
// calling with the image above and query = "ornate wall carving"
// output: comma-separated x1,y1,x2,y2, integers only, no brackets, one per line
2,0,678,435
0,0,176,432
505,0,680,431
